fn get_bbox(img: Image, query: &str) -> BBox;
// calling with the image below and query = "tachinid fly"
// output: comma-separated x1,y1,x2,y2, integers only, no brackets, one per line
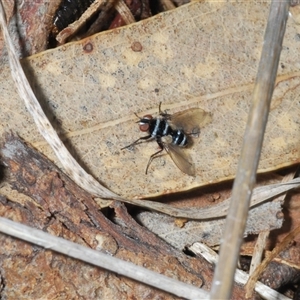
122,103,211,176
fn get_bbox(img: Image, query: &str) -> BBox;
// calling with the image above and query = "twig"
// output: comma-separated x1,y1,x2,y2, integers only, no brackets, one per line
85,0,116,37
248,169,297,278
210,1,290,299
190,243,290,300
115,0,135,25
56,0,113,44
245,225,300,298
160,0,176,11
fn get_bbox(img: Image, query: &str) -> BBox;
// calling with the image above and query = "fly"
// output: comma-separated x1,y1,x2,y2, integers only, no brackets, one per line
122,103,211,176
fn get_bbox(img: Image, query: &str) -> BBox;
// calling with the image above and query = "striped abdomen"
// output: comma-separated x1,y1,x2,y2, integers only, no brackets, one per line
171,130,187,147
149,118,187,147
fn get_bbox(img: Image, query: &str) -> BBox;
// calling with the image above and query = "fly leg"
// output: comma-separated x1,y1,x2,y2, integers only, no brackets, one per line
121,135,152,150
145,138,164,174
158,102,172,120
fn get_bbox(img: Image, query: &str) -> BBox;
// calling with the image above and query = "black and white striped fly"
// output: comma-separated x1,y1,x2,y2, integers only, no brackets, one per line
122,103,211,176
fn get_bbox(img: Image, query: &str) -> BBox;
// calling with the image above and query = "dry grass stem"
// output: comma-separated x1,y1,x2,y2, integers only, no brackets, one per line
210,1,290,298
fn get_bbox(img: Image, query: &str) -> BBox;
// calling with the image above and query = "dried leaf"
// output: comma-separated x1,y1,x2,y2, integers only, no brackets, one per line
1,1,300,198
137,200,283,249
137,178,300,248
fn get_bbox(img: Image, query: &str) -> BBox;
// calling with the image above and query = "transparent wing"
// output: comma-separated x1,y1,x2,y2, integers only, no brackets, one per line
164,143,195,176
169,108,212,133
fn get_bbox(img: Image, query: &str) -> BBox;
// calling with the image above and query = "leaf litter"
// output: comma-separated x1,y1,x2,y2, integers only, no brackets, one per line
1,1,300,297
0,1,300,199
2,1,298,232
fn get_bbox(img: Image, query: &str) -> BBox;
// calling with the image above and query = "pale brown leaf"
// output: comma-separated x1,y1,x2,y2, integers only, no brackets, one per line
0,1,299,199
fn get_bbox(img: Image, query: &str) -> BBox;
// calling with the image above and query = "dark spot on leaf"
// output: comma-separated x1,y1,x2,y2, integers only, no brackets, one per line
131,41,143,52
83,42,93,53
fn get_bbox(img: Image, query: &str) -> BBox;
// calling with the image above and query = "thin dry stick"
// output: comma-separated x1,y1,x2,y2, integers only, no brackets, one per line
56,0,112,43
249,231,270,274
245,225,300,298
160,0,176,11
190,243,289,300
85,0,117,36
0,217,209,300
210,1,290,299
115,0,135,24
272,257,300,271
249,169,298,276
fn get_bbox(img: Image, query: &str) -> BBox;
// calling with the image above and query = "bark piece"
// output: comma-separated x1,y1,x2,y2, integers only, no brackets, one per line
0,133,259,298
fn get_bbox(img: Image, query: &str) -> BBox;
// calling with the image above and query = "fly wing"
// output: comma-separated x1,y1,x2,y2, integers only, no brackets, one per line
169,108,212,133
164,143,195,176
